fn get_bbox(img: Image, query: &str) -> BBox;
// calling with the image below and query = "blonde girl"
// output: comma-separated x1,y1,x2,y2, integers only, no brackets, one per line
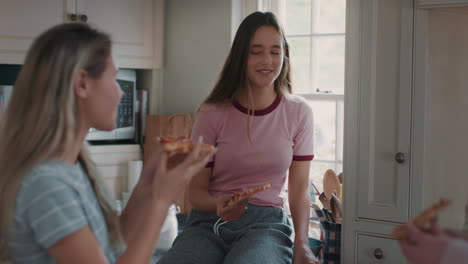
0,23,214,264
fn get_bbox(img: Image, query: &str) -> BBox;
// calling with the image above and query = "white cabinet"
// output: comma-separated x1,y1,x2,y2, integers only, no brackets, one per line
413,4,468,229
88,144,142,200
354,0,413,223
345,0,468,262
0,0,163,69
357,235,406,263
343,0,413,262
417,0,468,7
0,0,71,63
77,0,163,69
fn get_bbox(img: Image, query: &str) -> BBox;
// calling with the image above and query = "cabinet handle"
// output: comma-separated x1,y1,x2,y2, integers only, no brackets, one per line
79,14,88,23
395,152,405,164
374,248,384,259
68,13,78,22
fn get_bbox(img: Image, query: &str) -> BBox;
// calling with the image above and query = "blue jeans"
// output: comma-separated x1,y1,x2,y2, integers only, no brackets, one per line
156,204,293,264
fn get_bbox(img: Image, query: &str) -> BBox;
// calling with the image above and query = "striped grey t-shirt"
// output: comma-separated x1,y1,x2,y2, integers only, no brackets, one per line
8,161,119,263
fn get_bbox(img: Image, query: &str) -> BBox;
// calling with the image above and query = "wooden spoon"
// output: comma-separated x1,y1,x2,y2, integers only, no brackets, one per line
319,192,332,212
323,169,341,200
338,172,343,184
330,193,343,224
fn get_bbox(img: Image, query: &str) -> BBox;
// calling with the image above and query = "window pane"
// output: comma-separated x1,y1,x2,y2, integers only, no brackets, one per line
309,161,335,198
336,163,343,176
314,0,346,34
289,37,311,94
285,0,311,35
308,100,336,160
311,36,345,94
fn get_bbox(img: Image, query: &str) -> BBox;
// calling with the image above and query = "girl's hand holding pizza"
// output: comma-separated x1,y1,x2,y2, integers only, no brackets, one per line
215,195,248,222
215,184,271,222
152,141,216,207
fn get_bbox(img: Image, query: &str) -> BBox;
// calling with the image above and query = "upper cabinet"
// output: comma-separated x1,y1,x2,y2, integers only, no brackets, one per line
0,0,163,69
76,0,163,69
0,0,71,63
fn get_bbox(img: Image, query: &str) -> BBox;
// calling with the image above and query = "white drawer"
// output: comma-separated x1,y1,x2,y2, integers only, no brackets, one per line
357,234,407,263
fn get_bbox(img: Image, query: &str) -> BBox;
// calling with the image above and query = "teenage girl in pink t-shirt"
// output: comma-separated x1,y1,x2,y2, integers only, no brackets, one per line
157,11,319,264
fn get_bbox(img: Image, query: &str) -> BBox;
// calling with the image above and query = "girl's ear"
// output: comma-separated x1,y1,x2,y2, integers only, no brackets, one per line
73,69,91,99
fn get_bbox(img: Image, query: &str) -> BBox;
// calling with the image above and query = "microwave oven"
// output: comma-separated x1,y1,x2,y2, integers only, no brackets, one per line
86,69,136,141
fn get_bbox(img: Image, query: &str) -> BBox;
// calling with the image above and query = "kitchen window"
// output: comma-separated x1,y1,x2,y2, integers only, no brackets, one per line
282,0,346,198
253,0,346,198
232,0,346,239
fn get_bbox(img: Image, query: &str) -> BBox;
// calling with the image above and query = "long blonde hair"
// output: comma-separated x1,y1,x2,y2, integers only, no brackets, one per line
0,23,121,259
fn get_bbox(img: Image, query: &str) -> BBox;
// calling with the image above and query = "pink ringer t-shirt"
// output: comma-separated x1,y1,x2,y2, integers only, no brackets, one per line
191,94,314,208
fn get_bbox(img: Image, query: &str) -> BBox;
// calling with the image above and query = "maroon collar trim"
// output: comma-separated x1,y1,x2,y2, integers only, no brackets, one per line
233,96,282,116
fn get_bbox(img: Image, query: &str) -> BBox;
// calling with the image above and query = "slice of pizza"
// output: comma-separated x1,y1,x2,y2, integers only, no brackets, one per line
158,135,215,168
390,199,451,240
227,184,271,207
159,135,215,155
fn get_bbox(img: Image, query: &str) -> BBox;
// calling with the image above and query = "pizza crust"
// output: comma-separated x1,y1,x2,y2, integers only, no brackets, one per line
227,184,271,207
159,135,215,155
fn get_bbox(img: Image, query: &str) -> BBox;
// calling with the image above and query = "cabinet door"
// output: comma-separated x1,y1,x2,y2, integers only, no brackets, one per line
88,144,142,199
357,234,407,263
77,0,158,69
356,0,413,222
417,0,468,7
0,0,73,64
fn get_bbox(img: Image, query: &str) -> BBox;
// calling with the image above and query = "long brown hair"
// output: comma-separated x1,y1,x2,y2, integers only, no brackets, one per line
0,23,121,260
204,11,291,106
202,12,291,142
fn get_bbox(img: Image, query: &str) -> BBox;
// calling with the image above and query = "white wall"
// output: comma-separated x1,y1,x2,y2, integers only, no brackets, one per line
425,9,468,229
161,0,232,114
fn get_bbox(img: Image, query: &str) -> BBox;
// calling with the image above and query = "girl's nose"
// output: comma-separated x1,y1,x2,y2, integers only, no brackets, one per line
261,53,272,64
